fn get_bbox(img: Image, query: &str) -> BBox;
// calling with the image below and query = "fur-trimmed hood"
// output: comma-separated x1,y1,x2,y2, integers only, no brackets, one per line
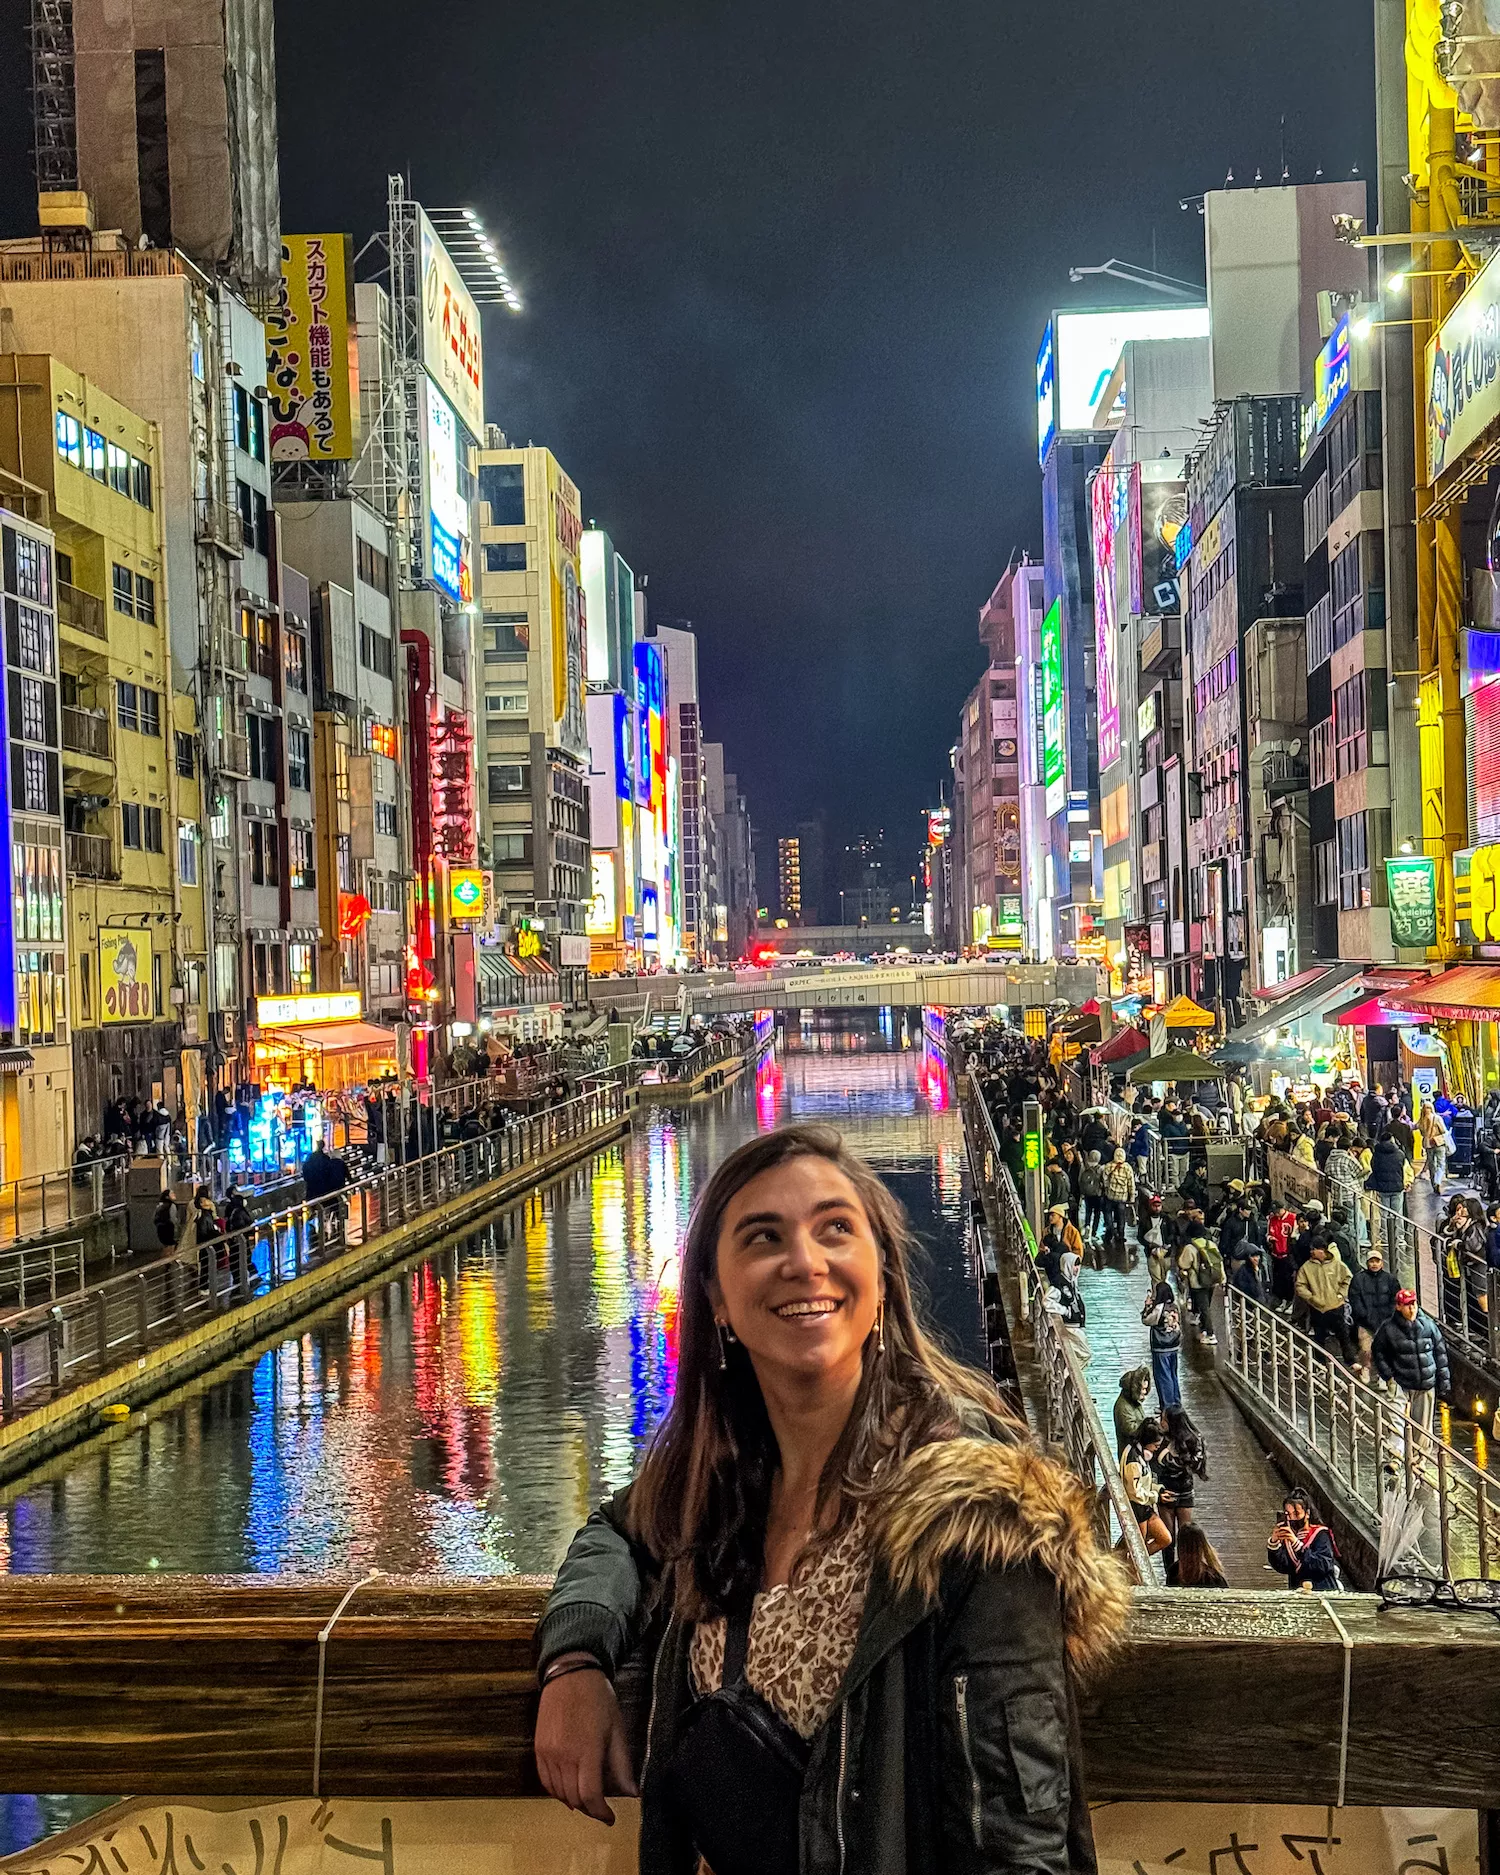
870,1437,1132,1679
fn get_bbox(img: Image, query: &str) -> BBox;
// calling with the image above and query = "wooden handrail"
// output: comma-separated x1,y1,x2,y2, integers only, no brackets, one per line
0,1579,1491,1807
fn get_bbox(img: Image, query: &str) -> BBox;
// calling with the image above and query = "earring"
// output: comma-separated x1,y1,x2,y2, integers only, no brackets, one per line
876,1301,886,1357
716,1320,735,1370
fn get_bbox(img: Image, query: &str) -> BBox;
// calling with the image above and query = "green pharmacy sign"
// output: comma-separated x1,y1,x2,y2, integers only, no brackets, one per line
1385,856,1438,950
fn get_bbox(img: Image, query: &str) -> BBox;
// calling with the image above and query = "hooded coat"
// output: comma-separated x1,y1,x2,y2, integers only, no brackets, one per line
535,1438,1131,1875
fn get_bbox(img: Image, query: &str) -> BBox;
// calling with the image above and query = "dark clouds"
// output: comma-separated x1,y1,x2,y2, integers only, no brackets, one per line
0,0,1377,858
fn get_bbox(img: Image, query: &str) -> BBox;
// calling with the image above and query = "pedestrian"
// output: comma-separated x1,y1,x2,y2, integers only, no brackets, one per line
1039,1204,1083,1291
1267,1491,1343,1591
1419,1100,1452,1194
1121,1417,1173,1556
1112,1366,1153,1455
1101,1148,1137,1256
1266,1200,1299,1310
1043,1155,1072,1216
1371,1289,1452,1432
1294,1241,1355,1364
152,1188,179,1249
1142,1280,1183,1411
1080,1150,1105,1242
1175,1234,1225,1346
533,1122,1124,1870
1154,1403,1207,1541
1347,1246,1399,1380
1166,1523,1230,1589
1325,1136,1365,1246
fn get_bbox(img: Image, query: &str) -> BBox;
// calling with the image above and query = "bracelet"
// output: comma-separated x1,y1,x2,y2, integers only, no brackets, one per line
540,1656,608,1688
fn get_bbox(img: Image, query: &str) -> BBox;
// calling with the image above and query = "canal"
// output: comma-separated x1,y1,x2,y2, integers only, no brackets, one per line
0,1017,970,1583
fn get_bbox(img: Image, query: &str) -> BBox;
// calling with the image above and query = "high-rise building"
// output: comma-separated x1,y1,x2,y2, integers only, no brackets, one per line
647,622,706,960
793,818,825,927
705,745,755,960
0,353,209,1139
778,837,803,925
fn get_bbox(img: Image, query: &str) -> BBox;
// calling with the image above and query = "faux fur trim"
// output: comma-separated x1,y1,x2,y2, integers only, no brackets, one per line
871,1438,1132,1678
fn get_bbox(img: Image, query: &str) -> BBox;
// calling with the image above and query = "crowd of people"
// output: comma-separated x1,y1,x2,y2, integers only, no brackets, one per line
953,1014,1478,1589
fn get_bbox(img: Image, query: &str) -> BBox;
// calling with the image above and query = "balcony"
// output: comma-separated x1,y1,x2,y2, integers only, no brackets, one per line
57,582,107,642
61,705,112,764
66,831,118,881
1262,748,1310,800
195,497,244,560
215,731,250,779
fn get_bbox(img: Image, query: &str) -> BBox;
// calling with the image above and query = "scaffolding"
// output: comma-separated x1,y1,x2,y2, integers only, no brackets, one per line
29,0,77,194
386,175,427,592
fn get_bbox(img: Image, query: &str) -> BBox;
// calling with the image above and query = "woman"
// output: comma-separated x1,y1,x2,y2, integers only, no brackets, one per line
534,1124,1128,1874
1112,1366,1152,1455
1141,1280,1182,1411
1167,1523,1229,1589
1154,1404,1208,1542
1120,1417,1172,1557
1419,1100,1452,1195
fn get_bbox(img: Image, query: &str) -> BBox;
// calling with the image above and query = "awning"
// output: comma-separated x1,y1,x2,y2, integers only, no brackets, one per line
1325,994,1423,1029
1383,964,1500,1023
1230,961,1364,1042
1093,1027,1149,1065
1161,995,1216,1030
477,948,522,988
1059,1014,1102,1044
0,1047,34,1075
259,1020,398,1056
1251,965,1331,1004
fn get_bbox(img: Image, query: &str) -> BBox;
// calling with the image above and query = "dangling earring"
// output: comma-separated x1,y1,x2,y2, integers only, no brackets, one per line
717,1320,735,1370
876,1300,886,1357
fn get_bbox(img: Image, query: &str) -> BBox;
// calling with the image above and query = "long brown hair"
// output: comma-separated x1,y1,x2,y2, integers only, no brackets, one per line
628,1123,1020,1620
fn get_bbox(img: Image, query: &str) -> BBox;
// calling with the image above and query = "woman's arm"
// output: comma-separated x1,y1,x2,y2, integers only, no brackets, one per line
933,1560,1083,1875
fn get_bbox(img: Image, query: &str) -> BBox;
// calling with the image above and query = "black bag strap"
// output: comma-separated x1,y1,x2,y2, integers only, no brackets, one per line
722,1606,752,1687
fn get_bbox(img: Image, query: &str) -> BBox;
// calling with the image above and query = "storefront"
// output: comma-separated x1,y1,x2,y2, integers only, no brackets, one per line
244,993,399,1175
1228,962,1364,1075
1379,965,1500,1107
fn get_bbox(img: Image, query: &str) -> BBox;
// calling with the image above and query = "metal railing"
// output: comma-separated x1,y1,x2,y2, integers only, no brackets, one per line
65,829,118,881
56,581,107,641
0,1240,85,1314
0,1084,629,1421
0,1153,129,1251
964,1079,1155,1583
61,704,111,760
650,1031,748,1083
1373,1200,1500,1376
1223,1286,1498,1580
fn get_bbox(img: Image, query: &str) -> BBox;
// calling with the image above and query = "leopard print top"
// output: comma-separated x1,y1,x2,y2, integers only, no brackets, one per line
689,1508,870,1740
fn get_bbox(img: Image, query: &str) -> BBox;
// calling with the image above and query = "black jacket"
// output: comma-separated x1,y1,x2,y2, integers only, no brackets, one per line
1268,1523,1341,1591
535,1438,1130,1875
1347,1266,1399,1334
1371,1311,1451,1397
1365,1137,1409,1196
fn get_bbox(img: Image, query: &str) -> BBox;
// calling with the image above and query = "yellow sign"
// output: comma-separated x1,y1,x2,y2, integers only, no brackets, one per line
99,929,153,1025
266,234,355,462
256,992,361,1029
450,868,485,922
517,926,542,960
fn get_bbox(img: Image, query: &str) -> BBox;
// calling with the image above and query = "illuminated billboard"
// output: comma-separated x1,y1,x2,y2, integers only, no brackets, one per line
266,234,355,462
423,380,472,605
1427,242,1500,479
1090,466,1129,774
1037,307,1210,465
1040,598,1066,817
1312,316,1352,440
634,641,664,810
419,208,484,439
449,868,485,921
99,929,153,1024
546,458,587,758
588,853,617,937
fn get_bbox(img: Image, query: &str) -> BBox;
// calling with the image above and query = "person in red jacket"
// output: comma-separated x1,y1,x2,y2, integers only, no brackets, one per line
1265,1202,1298,1310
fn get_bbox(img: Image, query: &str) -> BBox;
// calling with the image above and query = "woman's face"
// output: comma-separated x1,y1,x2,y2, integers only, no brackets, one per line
710,1155,883,1391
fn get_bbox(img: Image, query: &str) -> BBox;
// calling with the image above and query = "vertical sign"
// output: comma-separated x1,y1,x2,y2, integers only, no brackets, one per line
1040,599,1066,817
266,234,355,462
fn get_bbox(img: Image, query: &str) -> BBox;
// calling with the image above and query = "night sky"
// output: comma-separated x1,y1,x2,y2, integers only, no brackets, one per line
0,1,1377,864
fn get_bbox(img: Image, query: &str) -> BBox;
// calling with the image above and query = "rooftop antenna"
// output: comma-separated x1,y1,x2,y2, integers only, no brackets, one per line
1280,114,1290,185
1067,258,1203,300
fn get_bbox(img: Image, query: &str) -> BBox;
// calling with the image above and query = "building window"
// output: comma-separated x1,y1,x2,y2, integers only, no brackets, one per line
234,386,265,462
55,411,82,468
374,800,398,838
116,680,139,732
139,688,161,737
112,564,135,617
131,457,153,509
247,713,280,784
18,676,46,745
359,623,394,678
287,726,311,792
356,537,389,591
134,573,156,624
78,950,91,1021
210,791,229,845
482,616,528,660
494,832,531,864
285,630,309,693
108,442,131,495
236,480,270,557
20,747,54,813
177,819,199,885
15,601,54,676
83,428,107,482
1336,813,1370,911
484,542,527,572
478,461,525,525
143,805,163,853
175,731,196,778
1310,718,1334,791
336,832,353,892
9,532,51,604
288,826,315,890
485,689,528,715
289,941,314,992
249,819,280,887
488,763,529,801
122,801,142,849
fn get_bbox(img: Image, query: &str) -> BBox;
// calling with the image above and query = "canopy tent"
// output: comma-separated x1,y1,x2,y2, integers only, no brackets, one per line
1160,995,1216,1030
1381,965,1500,1023
1058,1014,1102,1045
1093,1027,1149,1066
1127,1047,1228,1085
256,1020,398,1057
1212,1038,1312,1069
1248,965,1330,1005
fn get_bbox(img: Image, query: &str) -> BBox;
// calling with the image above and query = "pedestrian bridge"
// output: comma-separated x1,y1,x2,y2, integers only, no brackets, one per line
587,958,1103,1018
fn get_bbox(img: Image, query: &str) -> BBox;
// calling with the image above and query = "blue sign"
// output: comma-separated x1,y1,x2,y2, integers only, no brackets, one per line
1313,316,1352,438
1036,320,1057,466
429,515,463,602
613,693,633,801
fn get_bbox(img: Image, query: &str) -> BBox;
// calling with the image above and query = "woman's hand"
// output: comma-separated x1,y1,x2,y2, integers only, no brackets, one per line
535,1657,638,1826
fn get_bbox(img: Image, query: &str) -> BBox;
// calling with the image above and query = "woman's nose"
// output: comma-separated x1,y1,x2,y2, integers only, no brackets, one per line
780,1224,829,1275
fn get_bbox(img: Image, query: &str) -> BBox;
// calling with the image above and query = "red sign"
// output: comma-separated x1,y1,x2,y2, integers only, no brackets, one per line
338,893,372,940
370,723,399,761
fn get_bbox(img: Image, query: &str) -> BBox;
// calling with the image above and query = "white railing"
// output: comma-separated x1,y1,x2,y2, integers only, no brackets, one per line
0,1239,86,1314
1223,1286,1498,1581
1373,1200,1500,1375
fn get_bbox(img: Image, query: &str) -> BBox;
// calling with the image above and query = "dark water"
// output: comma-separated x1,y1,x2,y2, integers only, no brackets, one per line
0,1015,975,1586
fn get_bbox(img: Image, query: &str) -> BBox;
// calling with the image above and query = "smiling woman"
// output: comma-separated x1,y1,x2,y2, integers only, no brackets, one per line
533,1123,1131,1875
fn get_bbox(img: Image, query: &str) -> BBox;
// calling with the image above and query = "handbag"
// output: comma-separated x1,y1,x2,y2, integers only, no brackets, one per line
657,1608,811,1875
